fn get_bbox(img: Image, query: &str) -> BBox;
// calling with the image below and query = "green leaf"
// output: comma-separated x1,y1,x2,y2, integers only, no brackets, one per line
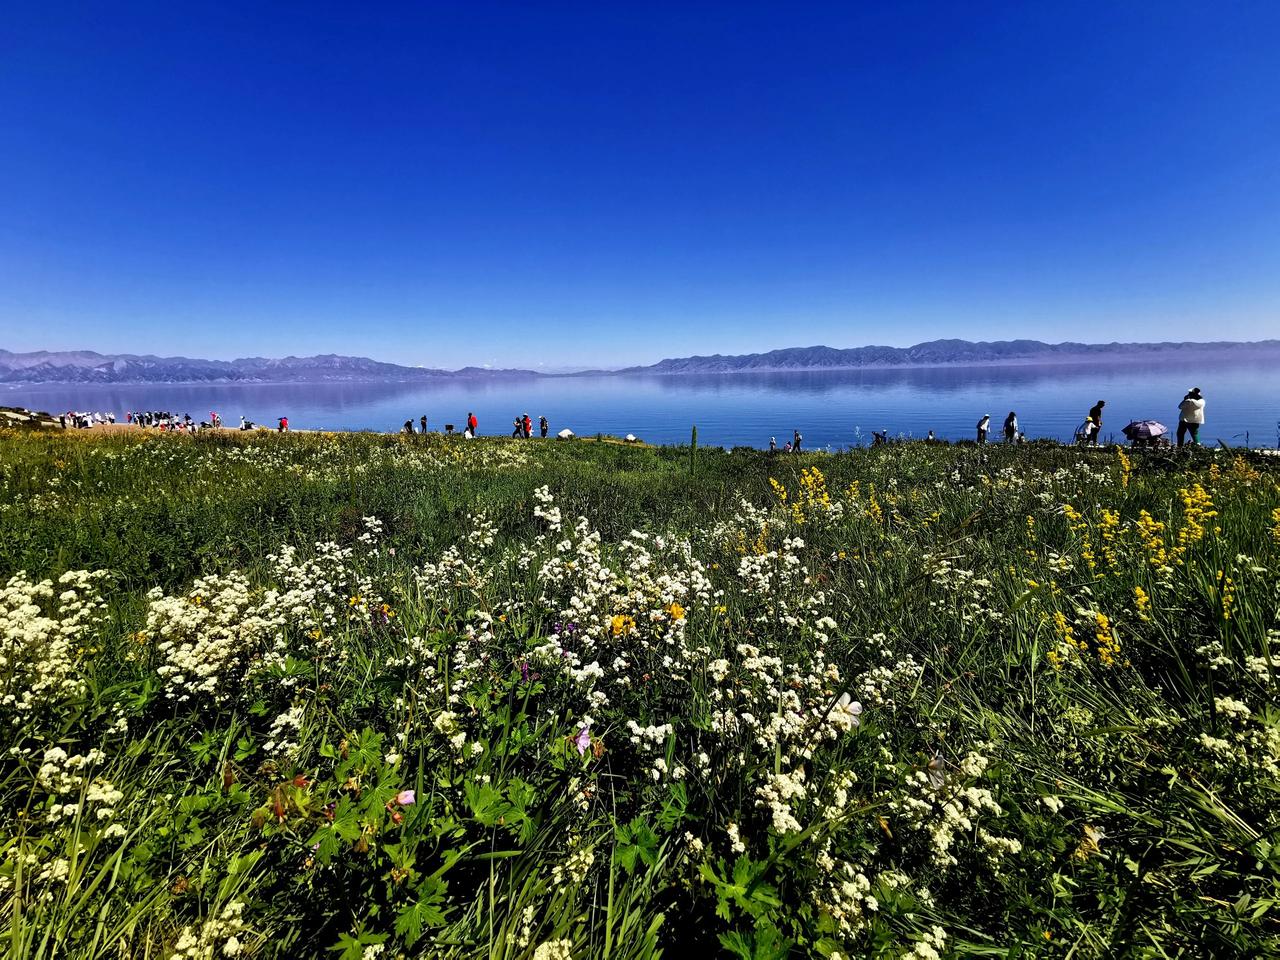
395,876,449,946
615,817,659,874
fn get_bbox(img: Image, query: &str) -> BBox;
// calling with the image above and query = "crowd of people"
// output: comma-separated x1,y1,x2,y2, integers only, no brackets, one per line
967,387,1207,448
768,430,805,453
400,411,553,439
60,410,116,428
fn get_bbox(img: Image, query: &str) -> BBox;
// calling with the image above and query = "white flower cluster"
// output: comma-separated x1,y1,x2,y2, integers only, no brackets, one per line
892,750,1016,870
36,746,124,826
902,924,948,960
170,900,249,958
1,569,107,722
531,940,574,960
263,703,306,758
532,485,563,531
813,862,877,938
550,836,595,891
756,767,807,834
149,572,278,703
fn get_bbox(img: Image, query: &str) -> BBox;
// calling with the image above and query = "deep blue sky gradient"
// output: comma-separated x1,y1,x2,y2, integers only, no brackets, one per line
2,2,1278,368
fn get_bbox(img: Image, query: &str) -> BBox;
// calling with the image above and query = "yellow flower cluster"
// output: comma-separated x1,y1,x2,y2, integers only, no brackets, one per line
799,467,830,508
1062,503,1087,534
1217,572,1236,621
1271,507,1280,546
866,484,884,527
1135,510,1168,568
1132,586,1151,621
1045,611,1081,670
1093,612,1121,667
1173,483,1217,562
1116,448,1132,489
610,614,636,636
1099,509,1122,572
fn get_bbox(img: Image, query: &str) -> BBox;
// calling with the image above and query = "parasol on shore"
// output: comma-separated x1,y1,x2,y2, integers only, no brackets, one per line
1122,420,1168,440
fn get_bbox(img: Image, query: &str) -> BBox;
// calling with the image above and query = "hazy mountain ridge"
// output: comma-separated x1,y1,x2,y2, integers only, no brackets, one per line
3,339,1278,383
0,350,537,384
631,338,1280,373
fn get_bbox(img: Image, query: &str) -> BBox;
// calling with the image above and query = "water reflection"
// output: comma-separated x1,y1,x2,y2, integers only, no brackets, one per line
4,358,1277,449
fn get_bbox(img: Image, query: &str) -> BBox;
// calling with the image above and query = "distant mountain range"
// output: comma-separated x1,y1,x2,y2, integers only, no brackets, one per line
3,339,1277,383
0,350,538,384
626,338,1280,373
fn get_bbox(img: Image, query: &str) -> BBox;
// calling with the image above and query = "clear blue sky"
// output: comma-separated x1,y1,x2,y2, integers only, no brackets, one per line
2,2,1278,369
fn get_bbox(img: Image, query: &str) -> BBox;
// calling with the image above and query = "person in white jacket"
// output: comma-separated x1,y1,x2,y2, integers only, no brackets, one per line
1177,387,1205,447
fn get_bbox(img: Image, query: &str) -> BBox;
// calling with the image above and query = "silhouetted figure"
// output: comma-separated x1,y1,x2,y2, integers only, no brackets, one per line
976,414,990,444
1085,400,1105,445
1003,412,1018,443
420,415,428,433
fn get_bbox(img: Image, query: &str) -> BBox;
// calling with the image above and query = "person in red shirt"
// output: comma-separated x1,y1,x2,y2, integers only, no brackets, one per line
466,412,478,437
523,414,532,438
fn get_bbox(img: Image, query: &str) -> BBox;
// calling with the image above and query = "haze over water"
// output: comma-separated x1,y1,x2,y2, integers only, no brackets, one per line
6,360,1278,450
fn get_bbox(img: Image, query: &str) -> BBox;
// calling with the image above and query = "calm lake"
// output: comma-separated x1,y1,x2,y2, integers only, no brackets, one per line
6,360,1278,450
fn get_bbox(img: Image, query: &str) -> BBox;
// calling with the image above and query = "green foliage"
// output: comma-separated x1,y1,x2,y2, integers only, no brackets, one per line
2,429,1279,957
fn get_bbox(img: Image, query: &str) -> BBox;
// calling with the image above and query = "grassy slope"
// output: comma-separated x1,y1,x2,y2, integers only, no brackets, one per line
2,430,1279,958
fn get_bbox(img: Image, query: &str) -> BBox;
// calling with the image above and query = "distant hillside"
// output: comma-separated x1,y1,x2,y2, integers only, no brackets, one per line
5,338,1279,383
0,350,538,384
629,338,1280,373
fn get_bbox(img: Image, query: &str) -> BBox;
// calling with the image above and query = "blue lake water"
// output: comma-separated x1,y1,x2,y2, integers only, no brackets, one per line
5,360,1278,449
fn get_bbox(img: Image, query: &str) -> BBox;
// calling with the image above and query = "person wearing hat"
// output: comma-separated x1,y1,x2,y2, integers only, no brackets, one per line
1177,387,1205,447
976,413,990,444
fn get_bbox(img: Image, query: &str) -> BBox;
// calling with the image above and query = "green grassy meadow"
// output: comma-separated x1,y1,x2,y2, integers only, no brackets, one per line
2,428,1279,958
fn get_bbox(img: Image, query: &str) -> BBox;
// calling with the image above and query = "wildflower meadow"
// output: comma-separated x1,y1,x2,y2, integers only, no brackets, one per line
2,429,1279,958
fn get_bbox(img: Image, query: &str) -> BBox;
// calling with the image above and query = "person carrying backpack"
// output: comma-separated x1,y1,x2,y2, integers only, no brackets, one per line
976,414,990,444
467,412,478,437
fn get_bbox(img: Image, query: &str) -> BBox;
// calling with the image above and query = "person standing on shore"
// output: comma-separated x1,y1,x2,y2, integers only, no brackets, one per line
1085,400,1105,445
467,411,478,437
540,416,548,438
792,430,803,452
1003,412,1018,443
769,436,777,453
976,414,990,444
523,413,533,438
1177,387,1205,447
420,414,428,434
